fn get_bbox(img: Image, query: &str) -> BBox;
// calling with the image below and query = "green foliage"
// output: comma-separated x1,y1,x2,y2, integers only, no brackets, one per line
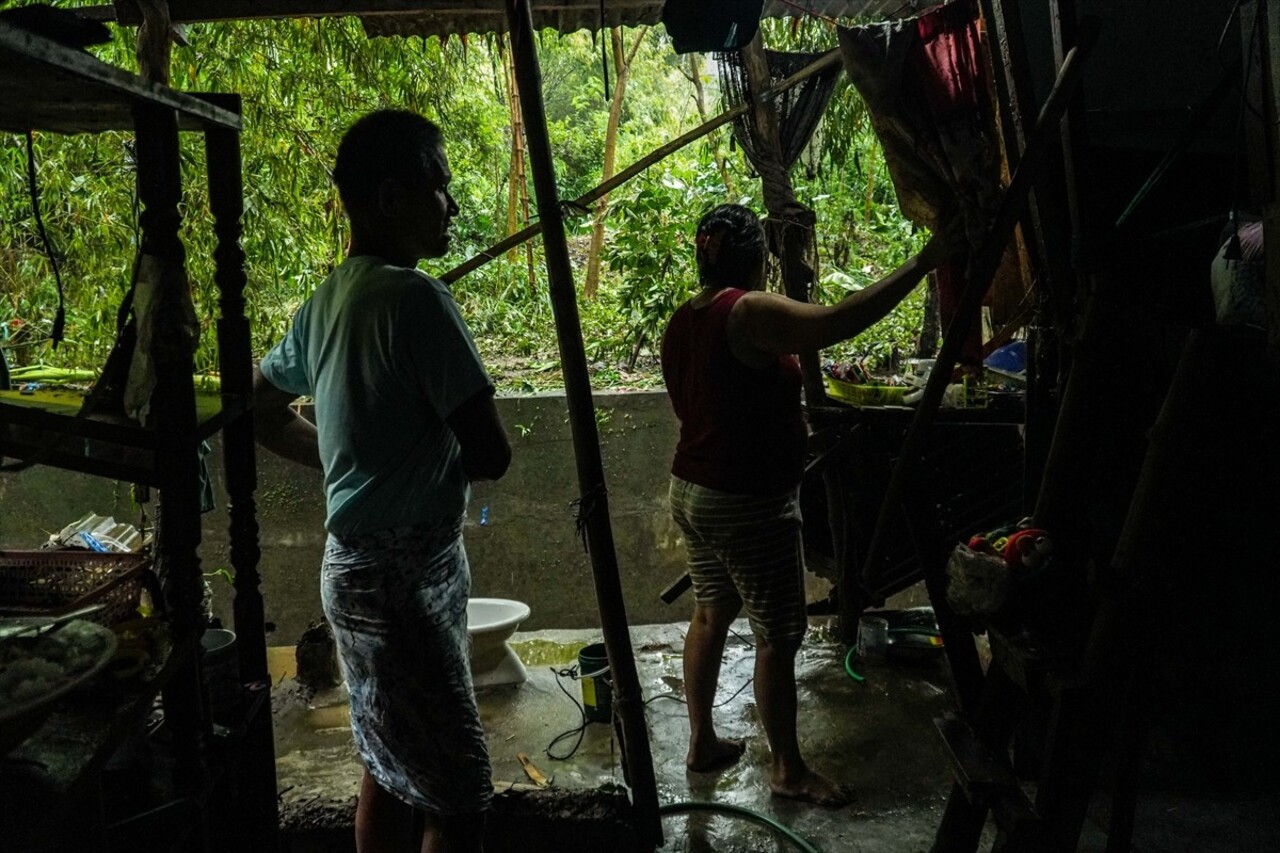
2,9,928,389
602,160,746,366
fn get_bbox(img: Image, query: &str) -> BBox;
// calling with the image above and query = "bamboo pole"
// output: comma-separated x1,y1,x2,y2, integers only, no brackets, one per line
858,21,1101,698
1263,2,1280,365
503,0,661,847
981,0,1076,514
441,48,843,285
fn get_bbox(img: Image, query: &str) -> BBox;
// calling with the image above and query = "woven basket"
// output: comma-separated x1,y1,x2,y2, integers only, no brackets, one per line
824,376,907,407
0,550,151,627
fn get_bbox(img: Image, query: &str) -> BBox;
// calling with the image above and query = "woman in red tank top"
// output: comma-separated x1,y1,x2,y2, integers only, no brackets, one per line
661,204,960,806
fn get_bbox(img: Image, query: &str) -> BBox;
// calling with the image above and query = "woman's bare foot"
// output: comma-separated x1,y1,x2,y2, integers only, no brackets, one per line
686,737,747,773
770,767,855,807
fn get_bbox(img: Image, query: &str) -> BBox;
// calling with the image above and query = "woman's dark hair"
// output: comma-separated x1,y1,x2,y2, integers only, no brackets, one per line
333,110,443,212
695,204,767,288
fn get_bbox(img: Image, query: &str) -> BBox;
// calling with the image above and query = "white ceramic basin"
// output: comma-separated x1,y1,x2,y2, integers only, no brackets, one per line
466,598,530,688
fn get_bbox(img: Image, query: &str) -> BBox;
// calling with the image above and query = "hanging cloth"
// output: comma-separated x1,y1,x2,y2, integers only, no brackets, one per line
719,49,842,177
718,47,842,296
838,0,1008,367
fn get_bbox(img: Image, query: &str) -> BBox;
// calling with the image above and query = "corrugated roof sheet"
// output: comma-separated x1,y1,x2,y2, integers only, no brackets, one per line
360,1,943,40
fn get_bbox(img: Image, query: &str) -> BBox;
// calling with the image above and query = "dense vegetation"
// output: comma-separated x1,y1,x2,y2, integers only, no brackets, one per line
1,9,928,393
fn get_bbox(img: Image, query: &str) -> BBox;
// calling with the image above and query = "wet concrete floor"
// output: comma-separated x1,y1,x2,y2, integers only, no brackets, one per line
270,618,1280,852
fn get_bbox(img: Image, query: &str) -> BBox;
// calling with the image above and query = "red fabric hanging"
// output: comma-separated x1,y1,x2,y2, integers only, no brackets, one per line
839,0,1005,367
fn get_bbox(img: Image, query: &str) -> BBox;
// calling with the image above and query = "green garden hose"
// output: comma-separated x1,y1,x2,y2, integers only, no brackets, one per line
659,801,822,853
843,646,866,683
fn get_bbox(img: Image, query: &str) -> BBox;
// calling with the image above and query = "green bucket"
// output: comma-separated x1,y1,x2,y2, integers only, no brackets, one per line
577,642,612,723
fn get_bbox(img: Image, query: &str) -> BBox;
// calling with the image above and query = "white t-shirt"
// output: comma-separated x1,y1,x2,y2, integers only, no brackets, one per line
260,255,492,535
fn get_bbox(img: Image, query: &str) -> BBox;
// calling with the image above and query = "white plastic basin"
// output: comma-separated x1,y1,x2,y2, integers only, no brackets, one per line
467,598,531,636
466,598,531,688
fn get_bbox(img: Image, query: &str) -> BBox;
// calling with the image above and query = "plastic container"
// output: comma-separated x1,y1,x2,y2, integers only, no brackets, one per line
201,628,241,726
53,513,143,553
577,642,612,723
857,616,889,665
824,377,907,407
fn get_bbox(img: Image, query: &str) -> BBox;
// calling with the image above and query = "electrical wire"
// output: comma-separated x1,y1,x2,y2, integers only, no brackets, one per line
545,665,595,761
542,660,824,851
24,131,65,348
598,0,610,103
549,657,756,754
727,626,755,650
659,801,823,853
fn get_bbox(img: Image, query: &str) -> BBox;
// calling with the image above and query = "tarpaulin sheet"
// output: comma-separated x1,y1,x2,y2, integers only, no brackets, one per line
839,0,1018,365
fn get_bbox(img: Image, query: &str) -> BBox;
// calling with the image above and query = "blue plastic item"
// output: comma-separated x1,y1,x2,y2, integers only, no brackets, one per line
984,340,1027,374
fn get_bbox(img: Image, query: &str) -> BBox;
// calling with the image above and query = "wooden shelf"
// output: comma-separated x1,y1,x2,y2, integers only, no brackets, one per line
0,20,240,134
0,634,186,851
1,17,277,849
0,388,251,485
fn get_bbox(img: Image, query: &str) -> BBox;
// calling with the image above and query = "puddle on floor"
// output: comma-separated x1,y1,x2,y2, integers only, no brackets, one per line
508,638,587,666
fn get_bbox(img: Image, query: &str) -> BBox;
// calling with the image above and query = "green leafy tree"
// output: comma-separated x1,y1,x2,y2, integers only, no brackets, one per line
2,7,926,389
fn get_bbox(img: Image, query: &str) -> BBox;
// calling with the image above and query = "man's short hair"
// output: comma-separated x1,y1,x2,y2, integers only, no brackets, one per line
332,110,443,212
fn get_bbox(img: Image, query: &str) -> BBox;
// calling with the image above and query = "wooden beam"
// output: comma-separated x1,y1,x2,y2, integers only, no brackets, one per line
112,0,659,25
981,0,1074,514
859,20,1101,693
110,0,927,27
441,49,842,284
503,0,662,847
1258,1,1280,364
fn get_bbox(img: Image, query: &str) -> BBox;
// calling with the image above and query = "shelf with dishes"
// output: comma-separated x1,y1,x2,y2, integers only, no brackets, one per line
0,19,240,135
0,386,250,484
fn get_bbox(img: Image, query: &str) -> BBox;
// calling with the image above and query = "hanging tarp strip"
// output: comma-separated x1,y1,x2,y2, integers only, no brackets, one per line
718,45,841,304
837,0,1013,366
718,49,841,176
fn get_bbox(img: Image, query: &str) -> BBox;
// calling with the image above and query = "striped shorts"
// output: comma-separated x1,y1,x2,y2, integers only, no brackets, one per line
668,476,809,643
321,516,492,815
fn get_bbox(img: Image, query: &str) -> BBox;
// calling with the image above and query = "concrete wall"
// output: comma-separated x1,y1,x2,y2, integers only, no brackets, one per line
0,391,697,642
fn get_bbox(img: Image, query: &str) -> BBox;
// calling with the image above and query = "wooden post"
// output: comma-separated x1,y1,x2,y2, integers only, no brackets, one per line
202,92,280,850
134,97,209,817
503,1,662,847
981,0,1076,511
133,0,212,815
1260,1,1280,364
859,20,1100,708
502,36,536,286
1050,0,1091,287
134,0,174,83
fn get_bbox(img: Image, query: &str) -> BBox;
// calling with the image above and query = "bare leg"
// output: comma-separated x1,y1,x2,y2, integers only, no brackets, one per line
356,769,415,853
684,602,747,772
755,635,853,807
420,811,485,853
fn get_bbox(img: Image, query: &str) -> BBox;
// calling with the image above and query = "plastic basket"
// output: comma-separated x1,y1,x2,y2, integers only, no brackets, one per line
823,376,907,407
0,550,151,627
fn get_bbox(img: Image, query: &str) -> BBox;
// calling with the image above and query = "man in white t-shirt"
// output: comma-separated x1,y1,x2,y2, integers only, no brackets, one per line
254,110,510,853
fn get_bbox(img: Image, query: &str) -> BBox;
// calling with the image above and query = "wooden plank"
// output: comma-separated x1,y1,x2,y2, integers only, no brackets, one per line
1263,1,1280,363
112,0,660,24
441,49,842,284
859,19,1100,648
109,0,935,27
0,21,240,133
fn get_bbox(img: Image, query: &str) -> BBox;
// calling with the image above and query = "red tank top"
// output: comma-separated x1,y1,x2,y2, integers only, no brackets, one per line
661,288,806,495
